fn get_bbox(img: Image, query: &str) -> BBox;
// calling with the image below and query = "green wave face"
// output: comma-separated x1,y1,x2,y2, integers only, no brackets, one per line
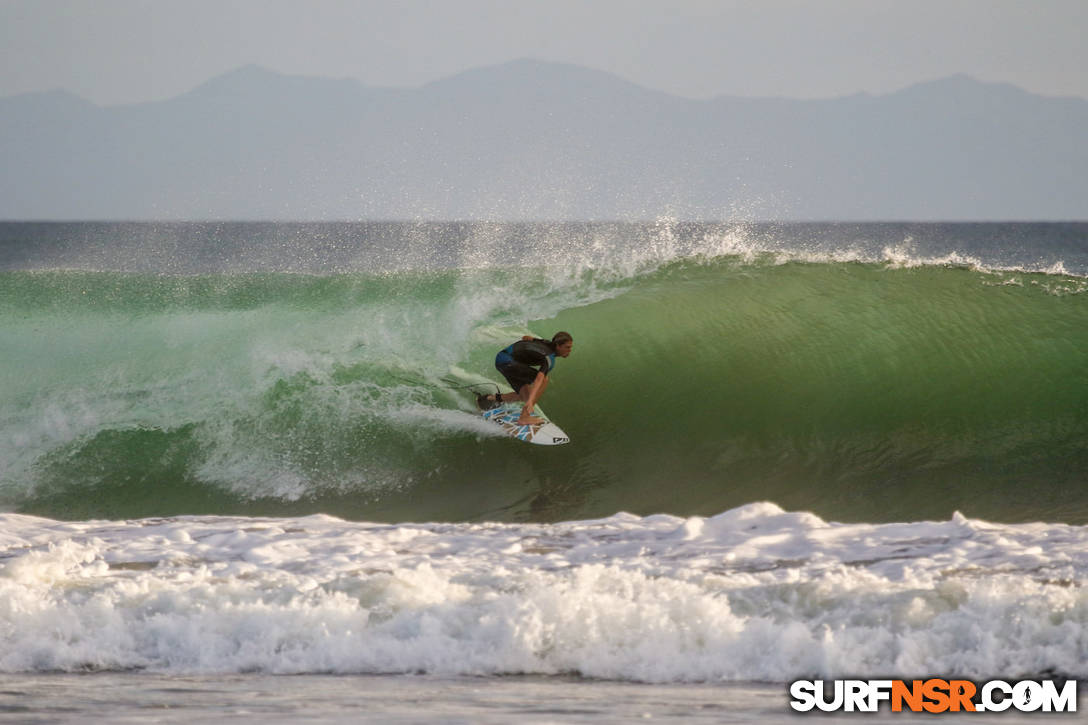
3,257,1086,524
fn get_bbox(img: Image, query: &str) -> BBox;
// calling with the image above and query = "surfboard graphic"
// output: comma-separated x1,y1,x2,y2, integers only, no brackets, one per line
481,403,570,445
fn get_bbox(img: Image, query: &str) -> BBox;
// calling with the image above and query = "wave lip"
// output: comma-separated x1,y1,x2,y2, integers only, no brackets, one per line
2,504,1086,682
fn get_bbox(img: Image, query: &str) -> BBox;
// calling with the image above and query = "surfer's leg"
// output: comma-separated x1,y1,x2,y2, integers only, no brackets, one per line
516,374,547,400
493,391,518,405
476,392,505,410
517,373,547,425
497,361,538,405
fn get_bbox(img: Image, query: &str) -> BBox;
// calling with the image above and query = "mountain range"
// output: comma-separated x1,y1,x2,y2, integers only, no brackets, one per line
1,60,1085,221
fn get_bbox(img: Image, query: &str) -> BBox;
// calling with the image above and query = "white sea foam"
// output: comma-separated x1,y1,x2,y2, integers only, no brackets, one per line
2,503,1085,682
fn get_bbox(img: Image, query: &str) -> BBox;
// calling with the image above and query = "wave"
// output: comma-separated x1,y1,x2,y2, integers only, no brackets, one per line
2,503,1086,680
3,236,1086,525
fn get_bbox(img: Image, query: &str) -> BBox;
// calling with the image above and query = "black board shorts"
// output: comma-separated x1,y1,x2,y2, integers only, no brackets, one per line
496,360,543,392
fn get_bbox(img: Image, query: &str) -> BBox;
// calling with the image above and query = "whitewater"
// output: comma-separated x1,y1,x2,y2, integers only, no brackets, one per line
1,220,1086,722
3,502,1088,680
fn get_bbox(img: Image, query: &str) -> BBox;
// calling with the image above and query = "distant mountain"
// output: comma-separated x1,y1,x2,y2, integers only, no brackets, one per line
1,60,1085,220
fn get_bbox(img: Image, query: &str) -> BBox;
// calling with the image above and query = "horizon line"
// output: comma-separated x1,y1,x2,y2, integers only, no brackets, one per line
6,59,1088,107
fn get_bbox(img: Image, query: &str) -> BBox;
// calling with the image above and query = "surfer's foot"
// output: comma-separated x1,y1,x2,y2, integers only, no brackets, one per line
516,415,544,426
476,393,502,411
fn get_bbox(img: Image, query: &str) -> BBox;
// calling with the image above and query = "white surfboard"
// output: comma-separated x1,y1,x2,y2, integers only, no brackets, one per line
481,402,570,445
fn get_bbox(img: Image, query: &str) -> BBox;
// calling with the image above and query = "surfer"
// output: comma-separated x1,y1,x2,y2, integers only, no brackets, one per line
478,332,573,425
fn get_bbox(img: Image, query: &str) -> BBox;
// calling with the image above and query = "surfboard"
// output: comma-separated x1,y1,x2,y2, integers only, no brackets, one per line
481,402,570,445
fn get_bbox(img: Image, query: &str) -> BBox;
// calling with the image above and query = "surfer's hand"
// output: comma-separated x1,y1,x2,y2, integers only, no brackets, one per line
517,415,544,426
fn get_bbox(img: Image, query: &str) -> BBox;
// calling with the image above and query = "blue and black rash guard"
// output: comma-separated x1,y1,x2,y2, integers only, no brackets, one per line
496,339,557,375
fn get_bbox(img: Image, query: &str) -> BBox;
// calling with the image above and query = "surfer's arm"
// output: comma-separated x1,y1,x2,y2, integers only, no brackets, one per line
518,372,548,424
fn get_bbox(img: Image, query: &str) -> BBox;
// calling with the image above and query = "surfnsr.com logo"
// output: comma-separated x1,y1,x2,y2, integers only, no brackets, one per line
789,679,1077,713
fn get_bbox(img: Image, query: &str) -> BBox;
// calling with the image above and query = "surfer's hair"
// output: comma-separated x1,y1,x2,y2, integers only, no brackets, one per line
551,331,573,347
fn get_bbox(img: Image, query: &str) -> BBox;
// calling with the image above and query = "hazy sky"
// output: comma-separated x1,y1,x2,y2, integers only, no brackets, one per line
2,0,1086,105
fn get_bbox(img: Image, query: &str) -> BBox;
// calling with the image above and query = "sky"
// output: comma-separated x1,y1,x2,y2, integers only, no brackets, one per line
1,0,1086,105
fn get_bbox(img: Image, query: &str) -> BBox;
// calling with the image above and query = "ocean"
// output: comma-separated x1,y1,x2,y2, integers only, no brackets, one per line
1,220,1086,722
